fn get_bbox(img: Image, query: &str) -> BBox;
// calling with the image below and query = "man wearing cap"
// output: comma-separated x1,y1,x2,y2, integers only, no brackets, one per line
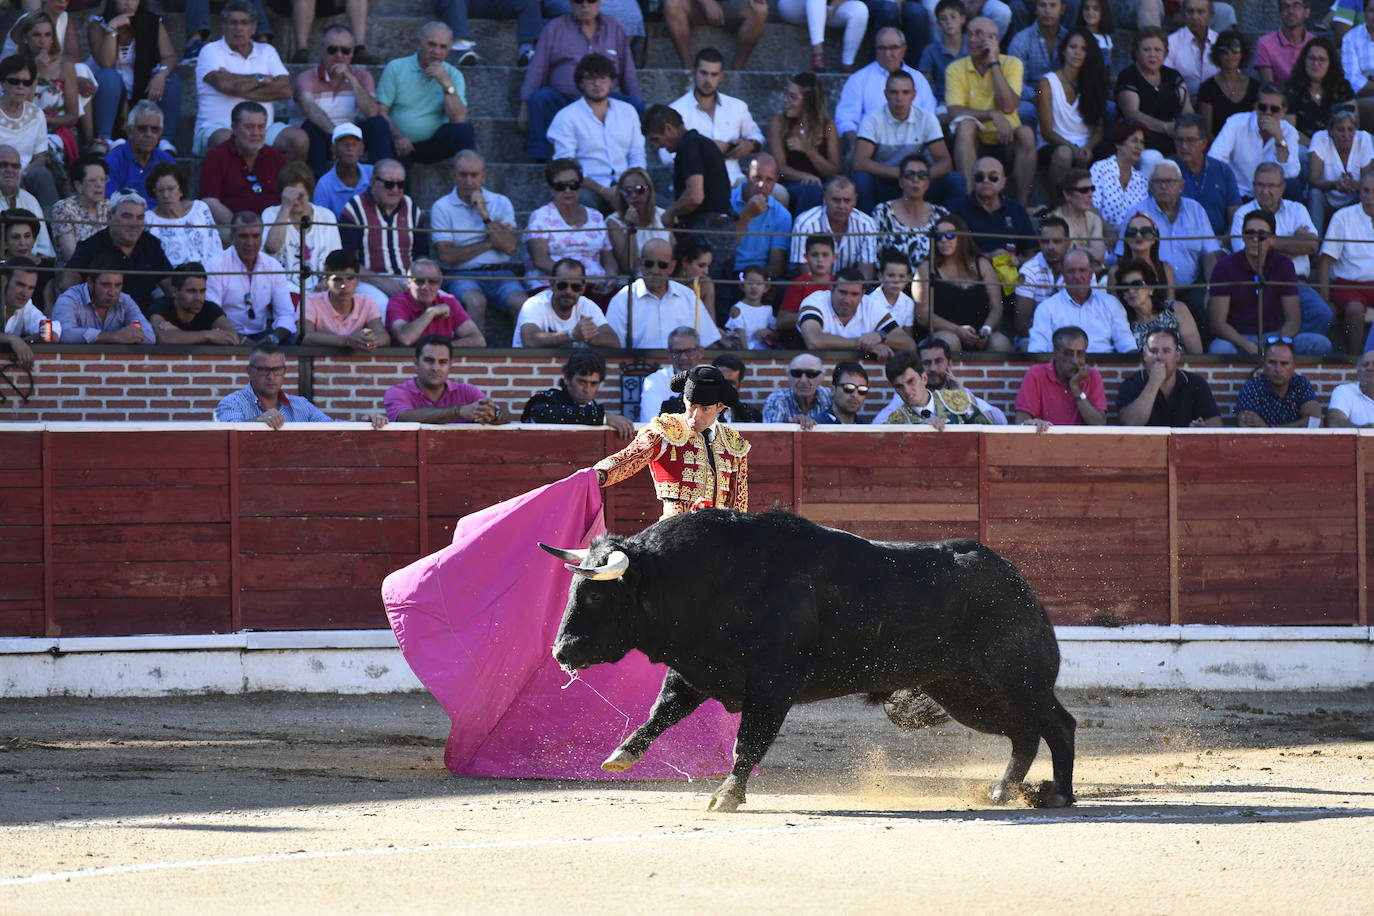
313,123,374,218
592,364,751,517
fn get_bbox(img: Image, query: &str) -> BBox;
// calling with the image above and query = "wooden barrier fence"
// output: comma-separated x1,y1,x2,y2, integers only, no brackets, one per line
0,425,1368,638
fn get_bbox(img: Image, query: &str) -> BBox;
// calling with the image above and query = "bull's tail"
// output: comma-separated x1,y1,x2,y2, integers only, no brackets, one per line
866,689,953,731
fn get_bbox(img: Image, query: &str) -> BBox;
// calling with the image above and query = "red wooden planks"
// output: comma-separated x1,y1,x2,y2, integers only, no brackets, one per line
49,431,227,470
239,517,418,555
239,588,388,630
51,523,229,563
52,560,230,598
237,429,418,467
49,597,231,636
52,486,232,525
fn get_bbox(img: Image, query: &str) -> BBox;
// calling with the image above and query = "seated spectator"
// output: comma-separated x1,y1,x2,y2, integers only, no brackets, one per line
19,12,82,158
179,0,272,63
53,255,154,344
1286,36,1354,148
384,333,504,424
86,0,180,154
386,258,484,348
633,326,703,423
853,71,959,212
313,124,372,219
216,340,387,427
658,48,766,190
524,158,615,299
722,264,776,349
896,335,1004,422
1256,0,1313,86
1235,337,1322,427
777,233,835,340
1119,211,1177,304
1013,216,1071,338
262,160,341,299
1048,168,1108,267
762,351,834,429
200,101,286,224
0,257,58,364
428,150,522,328
723,154,789,287
1342,4,1374,126
146,262,241,345
776,0,869,72
946,17,1035,204
279,0,370,68
950,157,1036,258
662,0,768,69
1013,325,1106,427
206,211,296,343
300,249,388,352
606,238,722,350
519,0,642,162
1115,28,1190,158
674,237,716,319
1170,113,1241,237
867,246,915,330
872,153,949,271
884,348,994,426
339,158,427,301
919,0,969,111
706,352,764,422
1075,0,1114,66
918,213,1011,352
1038,27,1108,194
1327,350,1374,426
374,22,476,167
1209,86,1300,199
143,162,224,273
52,153,109,265
0,145,50,261
0,56,57,210
1137,161,1225,318
1213,209,1331,354
1090,120,1151,237
835,27,938,152
193,1,306,161
521,347,635,437
2,0,84,64
767,72,841,215
513,258,617,349
1028,248,1136,353
825,360,869,424
61,188,171,310
608,167,670,277
1007,0,1069,136
293,25,387,177
1117,326,1222,425
1307,109,1373,231
789,176,877,280
439,0,542,68
1116,257,1203,352
1164,0,1219,100
1,209,55,313
798,266,914,357
1196,29,1257,137
548,54,646,215
1320,172,1374,353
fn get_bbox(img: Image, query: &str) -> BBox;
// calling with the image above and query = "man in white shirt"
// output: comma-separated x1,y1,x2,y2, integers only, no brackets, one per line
635,326,704,422
513,258,618,348
0,145,53,258
1318,171,1374,353
194,0,307,160
429,150,524,328
1164,0,1220,98
1209,87,1301,198
1028,249,1137,353
547,52,646,214
658,47,763,187
797,267,915,359
206,212,297,342
1328,350,1374,426
834,27,937,152
853,70,960,210
605,237,721,349
788,176,878,280
1341,0,1374,128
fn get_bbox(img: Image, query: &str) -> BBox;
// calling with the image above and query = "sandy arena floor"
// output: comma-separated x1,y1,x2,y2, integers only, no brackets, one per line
1,688,1371,914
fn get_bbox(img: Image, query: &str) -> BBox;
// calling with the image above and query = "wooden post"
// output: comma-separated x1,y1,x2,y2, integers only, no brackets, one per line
228,430,242,633
41,429,53,638
1357,435,1368,626
1168,434,1180,627
417,427,430,558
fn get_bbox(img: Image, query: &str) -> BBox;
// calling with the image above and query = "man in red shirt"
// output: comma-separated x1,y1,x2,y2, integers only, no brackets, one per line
1012,324,1108,428
199,101,285,225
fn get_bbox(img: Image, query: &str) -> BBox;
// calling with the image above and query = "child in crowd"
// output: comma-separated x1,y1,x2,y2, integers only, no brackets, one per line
778,234,836,343
865,247,916,334
917,0,968,126
723,265,777,350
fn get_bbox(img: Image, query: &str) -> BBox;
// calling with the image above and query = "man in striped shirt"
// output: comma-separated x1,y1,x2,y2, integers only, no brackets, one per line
787,176,877,282
340,158,428,300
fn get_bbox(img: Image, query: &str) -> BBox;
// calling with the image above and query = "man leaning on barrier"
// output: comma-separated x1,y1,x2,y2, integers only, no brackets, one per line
215,339,387,428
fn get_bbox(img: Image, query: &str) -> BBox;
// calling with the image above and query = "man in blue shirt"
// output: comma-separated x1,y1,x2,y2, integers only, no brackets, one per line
103,101,174,205
214,340,387,427
1130,160,1223,315
730,153,791,282
313,124,374,218
1172,113,1241,236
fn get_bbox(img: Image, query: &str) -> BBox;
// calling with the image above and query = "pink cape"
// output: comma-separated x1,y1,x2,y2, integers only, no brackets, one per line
382,468,738,779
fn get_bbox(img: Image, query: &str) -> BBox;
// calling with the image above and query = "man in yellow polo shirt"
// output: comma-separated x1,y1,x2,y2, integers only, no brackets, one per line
945,16,1036,206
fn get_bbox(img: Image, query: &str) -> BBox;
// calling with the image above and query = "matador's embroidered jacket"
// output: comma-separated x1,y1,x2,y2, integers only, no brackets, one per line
593,413,751,517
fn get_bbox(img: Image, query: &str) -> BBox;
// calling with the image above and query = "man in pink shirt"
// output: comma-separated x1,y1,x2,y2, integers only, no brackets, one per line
383,334,506,424
1012,325,1107,428
1255,0,1313,85
385,258,485,348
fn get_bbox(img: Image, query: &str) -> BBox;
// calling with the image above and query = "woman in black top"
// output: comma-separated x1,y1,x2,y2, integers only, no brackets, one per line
1285,35,1355,146
1197,29,1258,138
914,213,1010,352
1115,26,1191,156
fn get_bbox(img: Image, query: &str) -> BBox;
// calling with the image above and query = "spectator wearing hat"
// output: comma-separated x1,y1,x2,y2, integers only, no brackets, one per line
313,122,373,218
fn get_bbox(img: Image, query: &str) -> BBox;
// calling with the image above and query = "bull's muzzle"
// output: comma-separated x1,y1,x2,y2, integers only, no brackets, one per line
538,543,630,581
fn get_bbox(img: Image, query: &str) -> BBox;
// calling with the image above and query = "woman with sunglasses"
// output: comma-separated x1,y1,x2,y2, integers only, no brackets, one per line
915,214,1009,353
1115,256,1201,353
299,247,389,352
1196,29,1257,138
1284,36,1354,149
767,72,840,215
0,54,58,209
49,152,106,264
606,167,669,278
524,158,615,302
1037,27,1107,196
872,151,948,270
1118,211,1176,303
143,161,223,268
1049,167,1107,267
86,0,179,155
1090,120,1151,239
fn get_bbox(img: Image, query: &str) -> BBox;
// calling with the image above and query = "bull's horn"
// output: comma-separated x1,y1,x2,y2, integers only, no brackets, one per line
567,549,630,581
539,543,589,564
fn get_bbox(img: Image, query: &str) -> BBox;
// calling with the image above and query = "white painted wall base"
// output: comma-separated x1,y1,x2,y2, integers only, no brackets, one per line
1,627,1371,697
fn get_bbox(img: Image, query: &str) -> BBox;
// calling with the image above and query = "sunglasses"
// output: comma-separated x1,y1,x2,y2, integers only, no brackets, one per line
554,280,584,291
325,44,354,54
900,170,929,181
1123,226,1157,238
935,231,957,240
973,171,1000,182
376,178,404,190
132,123,161,134
4,76,34,86
412,276,442,285
642,258,670,269
1218,45,1242,53
1256,103,1283,114
244,172,263,195
1242,228,1274,240
551,180,582,192
0,161,19,169
1264,335,1295,345
620,184,648,194
1121,278,1147,288
837,383,869,395
790,368,822,379
1072,185,1095,193
249,364,285,376
243,293,256,321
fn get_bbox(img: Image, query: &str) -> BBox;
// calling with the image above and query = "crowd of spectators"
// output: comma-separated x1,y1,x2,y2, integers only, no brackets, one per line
2,0,1374,432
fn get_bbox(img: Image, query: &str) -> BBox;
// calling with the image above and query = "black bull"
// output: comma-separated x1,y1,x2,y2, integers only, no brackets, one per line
540,509,1075,812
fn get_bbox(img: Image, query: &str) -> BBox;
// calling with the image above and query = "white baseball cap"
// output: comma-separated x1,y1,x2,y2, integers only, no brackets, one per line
331,123,362,142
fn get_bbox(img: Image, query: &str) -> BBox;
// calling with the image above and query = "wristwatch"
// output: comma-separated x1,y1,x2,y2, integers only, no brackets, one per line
254,73,266,85
1275,138,1288,149
444,85,457,96
1077,391,1088,401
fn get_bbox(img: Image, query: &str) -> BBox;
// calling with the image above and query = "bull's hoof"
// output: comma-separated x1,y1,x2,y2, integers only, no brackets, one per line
706,791,744,812
600,749,643,772
1025,781,1076,808
988,781,1017,805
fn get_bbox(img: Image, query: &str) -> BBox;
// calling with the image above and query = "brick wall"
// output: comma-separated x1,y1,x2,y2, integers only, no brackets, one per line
0,346,1354,423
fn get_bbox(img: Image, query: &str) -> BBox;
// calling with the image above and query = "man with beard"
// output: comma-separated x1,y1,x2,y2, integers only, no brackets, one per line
872,336,1003,422
1014,216,1072,339
883,349,994,426
825,361,870,424
146,263,241,345
384,334,503,424
546,53,646,214
659,48,763,188
521,349,634,438
514,258,617,349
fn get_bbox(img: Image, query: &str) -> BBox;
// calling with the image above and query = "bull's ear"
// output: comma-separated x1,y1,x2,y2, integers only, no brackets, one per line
567,549,630,581
539,543,590,564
